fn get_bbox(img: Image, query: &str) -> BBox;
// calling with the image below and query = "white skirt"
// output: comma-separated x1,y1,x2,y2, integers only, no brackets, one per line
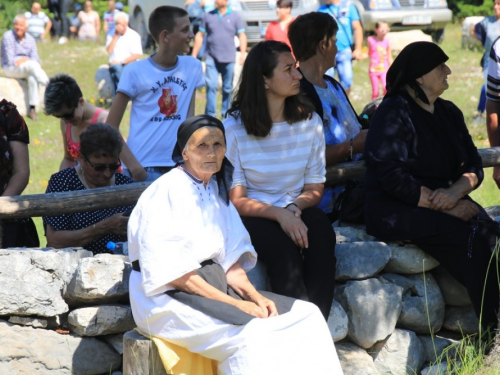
129,271,344,374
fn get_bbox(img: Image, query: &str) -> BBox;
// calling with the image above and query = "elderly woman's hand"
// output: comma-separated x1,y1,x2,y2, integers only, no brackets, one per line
276,209,309,249
101,213,129,236
441,200,479,222
428,188,461,211
247,291,278,317
234,300,270,318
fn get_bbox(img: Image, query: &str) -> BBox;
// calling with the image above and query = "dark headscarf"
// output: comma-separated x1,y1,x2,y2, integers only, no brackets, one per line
386,41,449,104
172,115,234,206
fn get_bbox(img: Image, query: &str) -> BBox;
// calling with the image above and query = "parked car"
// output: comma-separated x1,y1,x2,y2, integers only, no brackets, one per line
349,0,452,43
128,0,319,49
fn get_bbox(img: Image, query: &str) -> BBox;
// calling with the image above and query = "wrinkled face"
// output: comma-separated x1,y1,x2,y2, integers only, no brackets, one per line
164,16,193,55
79,153,121,188
276,6,291,21
417,62,452,97
182,127,226,182
115,18,128,35
14,18,27,39
264,52,302,100
31,2,41,15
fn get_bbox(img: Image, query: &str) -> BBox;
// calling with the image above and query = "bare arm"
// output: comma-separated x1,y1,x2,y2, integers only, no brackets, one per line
191,31,205,58
169,265,271,318
237,32,247,65
107,92,147,181
106,33,119,54
2,141,29,196
59,121,76,171
46,213,128,248
103,20,109,35
43,18,52,39
230,185,310,248
325,129,367,166
94,12,101,37
351,20,363,60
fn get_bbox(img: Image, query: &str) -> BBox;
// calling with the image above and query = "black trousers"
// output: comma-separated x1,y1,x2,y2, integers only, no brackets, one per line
243,207,336,319
413,210,500,330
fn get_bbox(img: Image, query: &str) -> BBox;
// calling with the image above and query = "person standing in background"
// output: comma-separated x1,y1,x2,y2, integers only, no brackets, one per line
25,2,52,41
78,0,101,42
319,0,363,95
264,0,295,49
103,1,123,45
367,21,392,100
191,0,247,117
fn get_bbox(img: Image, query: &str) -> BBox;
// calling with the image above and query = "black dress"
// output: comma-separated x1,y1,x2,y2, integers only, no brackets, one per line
365,90,500,328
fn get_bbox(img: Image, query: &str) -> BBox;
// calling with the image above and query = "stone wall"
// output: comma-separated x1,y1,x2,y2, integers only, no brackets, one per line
0,225,480,374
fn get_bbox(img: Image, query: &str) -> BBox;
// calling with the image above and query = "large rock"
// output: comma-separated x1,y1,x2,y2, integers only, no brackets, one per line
0,249,77,316
68,305,136,336
8,315,61,329
66,257,131,305
327,300,348,342
421,362,452,375
335,242,391,281
339,278,403,348
386,30,433,54
95,64,114,100
335,342,379,375
0,321,121,374
442,306,480,334
384,243,439,274
432,266,471,306
370,329,425,375
381,273,445,334
102,333,124,355
334,226,376,243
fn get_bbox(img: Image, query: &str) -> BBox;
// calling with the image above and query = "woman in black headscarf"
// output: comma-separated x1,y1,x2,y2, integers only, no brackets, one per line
127,115,342,375
364,41,500,329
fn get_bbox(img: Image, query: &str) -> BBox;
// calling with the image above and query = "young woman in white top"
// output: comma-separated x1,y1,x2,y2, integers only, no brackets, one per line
224,40,336,319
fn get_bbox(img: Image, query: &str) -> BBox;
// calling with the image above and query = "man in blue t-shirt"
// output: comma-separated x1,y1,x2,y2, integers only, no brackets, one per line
103,0,123,45
318,0,363,94
191,0,247,117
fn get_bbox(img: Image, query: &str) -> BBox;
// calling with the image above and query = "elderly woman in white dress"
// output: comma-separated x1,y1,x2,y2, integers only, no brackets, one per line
127,115,343,375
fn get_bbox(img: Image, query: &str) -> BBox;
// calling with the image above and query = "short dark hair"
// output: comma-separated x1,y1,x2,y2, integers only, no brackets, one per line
80,123,123,158
288,12,338,62
276,0,293,8
148,6,188,44
227,40,313,137
44,74,83,115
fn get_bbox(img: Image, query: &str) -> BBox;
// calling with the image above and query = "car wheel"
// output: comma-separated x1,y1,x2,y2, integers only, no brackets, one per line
432,29,445,44
133,9,152,50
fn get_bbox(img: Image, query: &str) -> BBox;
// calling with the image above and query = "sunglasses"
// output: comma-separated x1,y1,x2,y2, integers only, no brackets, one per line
84,155,121,172
54,104,78,121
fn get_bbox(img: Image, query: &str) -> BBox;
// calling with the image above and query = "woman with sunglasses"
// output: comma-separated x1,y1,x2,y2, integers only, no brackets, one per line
43,123,133,254
44,73,108,171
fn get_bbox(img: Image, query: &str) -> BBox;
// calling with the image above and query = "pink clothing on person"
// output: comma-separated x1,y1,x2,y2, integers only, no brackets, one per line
367,36,390,99
78,11,99,40
264,19,295,48
65,108,103,160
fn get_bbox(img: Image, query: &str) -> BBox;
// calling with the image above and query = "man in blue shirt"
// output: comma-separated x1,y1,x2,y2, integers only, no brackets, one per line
318,0,363,94
191,0,247,117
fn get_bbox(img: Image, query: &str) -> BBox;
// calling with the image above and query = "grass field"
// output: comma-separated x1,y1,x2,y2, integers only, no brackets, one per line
4,22,497,247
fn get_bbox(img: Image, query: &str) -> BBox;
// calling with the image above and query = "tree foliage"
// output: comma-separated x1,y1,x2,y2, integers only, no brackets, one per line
448,0,494,19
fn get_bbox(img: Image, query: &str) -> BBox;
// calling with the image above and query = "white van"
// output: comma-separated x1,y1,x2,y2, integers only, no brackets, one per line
128,0,319,48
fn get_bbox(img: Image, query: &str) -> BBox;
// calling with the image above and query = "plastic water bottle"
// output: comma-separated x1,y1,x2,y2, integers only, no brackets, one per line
107,241,128,255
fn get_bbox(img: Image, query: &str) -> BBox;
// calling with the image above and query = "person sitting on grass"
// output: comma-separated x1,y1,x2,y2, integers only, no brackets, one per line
44,73,108,171
107,6,204,182
43,123,133,255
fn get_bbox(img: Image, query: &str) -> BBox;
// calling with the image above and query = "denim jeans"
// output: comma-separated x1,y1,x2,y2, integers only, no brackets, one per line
204,57,234,117
109,64,125,96
325,48,353,91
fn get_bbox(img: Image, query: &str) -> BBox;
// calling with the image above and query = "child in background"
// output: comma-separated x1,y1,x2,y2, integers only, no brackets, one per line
367,21,392,100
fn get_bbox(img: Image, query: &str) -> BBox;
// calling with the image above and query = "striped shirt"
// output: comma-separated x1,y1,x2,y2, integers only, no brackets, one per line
487,36,500,101
224,113,326,208
25,11,50,38
1,30,39,67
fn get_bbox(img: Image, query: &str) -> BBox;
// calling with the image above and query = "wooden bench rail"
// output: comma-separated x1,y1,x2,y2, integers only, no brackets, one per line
1,147,500,219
